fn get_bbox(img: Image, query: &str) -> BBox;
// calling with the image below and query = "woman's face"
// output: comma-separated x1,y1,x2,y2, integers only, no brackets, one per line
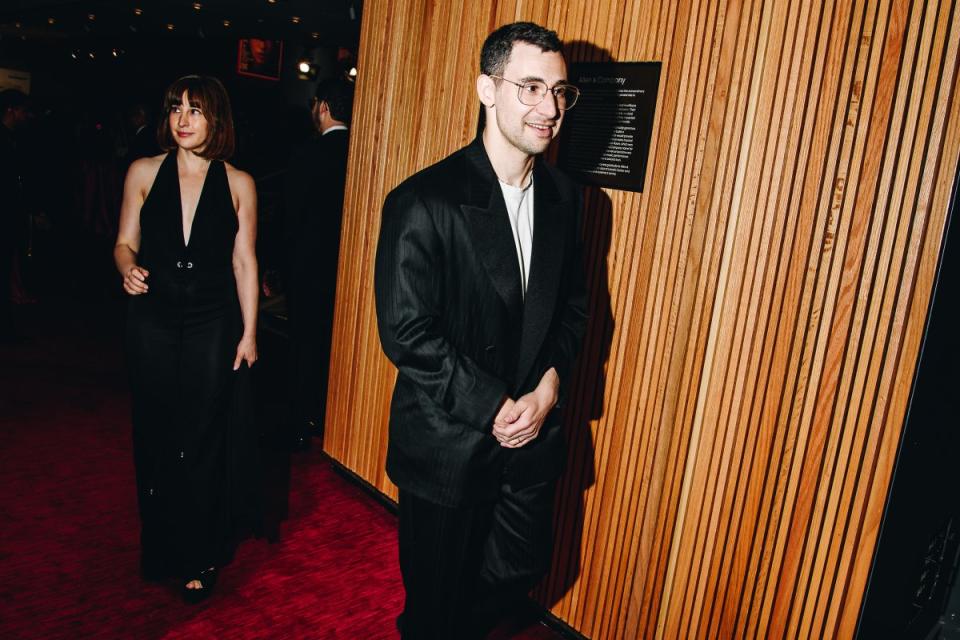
169,90,209,153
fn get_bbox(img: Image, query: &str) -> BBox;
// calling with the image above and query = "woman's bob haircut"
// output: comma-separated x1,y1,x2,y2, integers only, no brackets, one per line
157,75,235,160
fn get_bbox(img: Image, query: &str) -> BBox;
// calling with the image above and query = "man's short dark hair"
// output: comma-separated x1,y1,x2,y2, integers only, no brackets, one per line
0,89,28,114
480,22,563,76
315,79,355,124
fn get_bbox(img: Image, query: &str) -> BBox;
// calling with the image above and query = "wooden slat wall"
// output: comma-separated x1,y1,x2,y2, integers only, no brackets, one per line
323,0,960,637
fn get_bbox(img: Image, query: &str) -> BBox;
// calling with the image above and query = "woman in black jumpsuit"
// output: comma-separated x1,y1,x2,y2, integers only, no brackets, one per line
114,76,260,602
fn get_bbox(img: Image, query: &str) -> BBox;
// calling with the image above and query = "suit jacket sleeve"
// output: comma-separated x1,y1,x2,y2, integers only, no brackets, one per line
539,188,588,407
375,187,508,431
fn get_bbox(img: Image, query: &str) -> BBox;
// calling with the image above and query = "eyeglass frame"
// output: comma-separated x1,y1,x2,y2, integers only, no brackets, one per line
488,75,581,111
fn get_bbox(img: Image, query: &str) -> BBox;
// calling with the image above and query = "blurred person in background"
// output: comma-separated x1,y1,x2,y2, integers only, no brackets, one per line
1,89,32,340
283,78,354,449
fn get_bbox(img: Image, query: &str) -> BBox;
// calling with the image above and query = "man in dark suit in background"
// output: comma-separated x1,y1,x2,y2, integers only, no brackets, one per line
374,22,587,639
123,103,159,171
284,78,354,449
1,89,31,341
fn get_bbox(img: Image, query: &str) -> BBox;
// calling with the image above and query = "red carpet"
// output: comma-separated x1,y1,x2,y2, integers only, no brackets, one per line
0,300,563,640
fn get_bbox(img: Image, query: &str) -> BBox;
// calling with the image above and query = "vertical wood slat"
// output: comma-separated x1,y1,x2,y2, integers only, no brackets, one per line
323,0,960,637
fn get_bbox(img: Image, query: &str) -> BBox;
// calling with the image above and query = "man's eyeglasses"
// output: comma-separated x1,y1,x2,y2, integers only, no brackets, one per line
490,76,580,111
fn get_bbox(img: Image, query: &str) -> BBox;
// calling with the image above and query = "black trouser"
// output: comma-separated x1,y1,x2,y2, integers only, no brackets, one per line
286,281,335,429
397,478,556,640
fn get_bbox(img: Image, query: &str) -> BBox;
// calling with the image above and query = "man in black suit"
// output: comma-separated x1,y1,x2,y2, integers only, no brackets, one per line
285,79,354,448
374,22,587,639
123,103,159,171
1,89,31,341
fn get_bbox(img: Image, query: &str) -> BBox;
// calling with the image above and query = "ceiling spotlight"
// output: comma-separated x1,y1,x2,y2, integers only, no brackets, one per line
267,0,277,4
222,19,231,27
88,52,95,59
88,14,96,21
348,67,358,78
311,32,319,39
47,17,56,25
166,23,175,31
298,60,311,74
70,51,78,60
14,22,21,28
134,8,143,16
111,48,119,57
193,2,202,10
291,16,301,24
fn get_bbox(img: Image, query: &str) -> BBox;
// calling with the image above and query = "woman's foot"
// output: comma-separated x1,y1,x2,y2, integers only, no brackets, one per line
182,567,218,604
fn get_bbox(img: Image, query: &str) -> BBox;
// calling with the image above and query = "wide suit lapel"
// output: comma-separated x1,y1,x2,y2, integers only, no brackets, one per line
515,158,565,387
460,140,524,317
459,138,567,391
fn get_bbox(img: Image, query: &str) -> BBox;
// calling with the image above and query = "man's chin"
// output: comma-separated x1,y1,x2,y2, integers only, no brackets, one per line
518,137,553,157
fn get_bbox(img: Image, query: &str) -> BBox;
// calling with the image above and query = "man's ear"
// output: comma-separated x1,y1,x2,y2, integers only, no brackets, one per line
476,74,496,108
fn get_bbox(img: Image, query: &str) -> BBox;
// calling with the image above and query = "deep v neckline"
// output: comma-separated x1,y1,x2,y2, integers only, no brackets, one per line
173,155,214,249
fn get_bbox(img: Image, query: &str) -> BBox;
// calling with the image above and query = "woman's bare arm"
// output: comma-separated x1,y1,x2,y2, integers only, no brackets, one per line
114,156,162,295
228,165,259,369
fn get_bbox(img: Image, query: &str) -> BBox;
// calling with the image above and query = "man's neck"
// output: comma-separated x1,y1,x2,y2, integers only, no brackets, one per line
482,128,535,188
319,118,347,135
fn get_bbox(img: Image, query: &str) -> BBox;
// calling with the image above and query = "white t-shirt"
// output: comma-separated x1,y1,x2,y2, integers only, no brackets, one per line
498,178,534,297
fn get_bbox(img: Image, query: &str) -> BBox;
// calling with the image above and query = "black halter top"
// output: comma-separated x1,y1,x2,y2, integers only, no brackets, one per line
136,152,239,311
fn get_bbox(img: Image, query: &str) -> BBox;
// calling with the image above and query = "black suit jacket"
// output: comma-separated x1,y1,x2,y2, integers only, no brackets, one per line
284,128,350,299
375,137,588,507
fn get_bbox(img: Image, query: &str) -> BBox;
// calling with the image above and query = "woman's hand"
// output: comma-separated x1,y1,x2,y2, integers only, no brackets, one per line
233,335,257,370
122,266,150,295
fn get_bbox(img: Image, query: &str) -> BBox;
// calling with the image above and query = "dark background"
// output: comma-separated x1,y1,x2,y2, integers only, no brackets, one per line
0,0,363,298
0,0,363,176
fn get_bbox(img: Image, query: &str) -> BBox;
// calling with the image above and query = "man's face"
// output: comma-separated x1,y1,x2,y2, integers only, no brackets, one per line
250,39,270,64
489,42,567,157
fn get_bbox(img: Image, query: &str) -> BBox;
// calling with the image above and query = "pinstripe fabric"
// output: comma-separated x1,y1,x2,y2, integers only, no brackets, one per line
373,136,588,508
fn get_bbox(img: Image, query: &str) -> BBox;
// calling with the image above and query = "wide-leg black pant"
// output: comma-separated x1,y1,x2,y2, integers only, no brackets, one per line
127,297,260,580
397,478,556,640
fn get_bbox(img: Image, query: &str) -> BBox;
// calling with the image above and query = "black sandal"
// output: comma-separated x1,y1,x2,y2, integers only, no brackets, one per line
182,567,218,604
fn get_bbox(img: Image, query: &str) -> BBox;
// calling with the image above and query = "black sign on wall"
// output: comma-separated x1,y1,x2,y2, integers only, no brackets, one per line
558,62,662,193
